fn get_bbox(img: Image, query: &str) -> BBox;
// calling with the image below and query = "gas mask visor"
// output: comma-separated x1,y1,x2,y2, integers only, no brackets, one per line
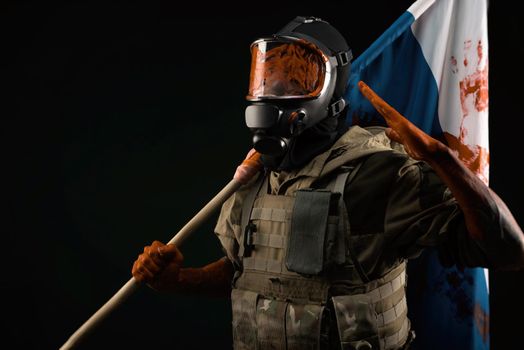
245,37,336,158
246,37,328,101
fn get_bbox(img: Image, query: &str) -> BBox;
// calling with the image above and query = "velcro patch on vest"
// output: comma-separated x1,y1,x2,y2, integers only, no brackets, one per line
287,189,332,275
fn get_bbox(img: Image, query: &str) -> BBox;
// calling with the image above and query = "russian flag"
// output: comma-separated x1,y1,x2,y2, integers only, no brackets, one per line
345,0,490,349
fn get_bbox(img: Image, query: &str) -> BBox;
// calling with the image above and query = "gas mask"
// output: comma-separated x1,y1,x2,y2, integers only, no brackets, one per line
245,17,352,169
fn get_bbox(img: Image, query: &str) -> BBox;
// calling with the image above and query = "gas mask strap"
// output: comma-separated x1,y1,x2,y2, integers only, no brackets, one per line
336,50,352,67
328,98,347,117
277,16,320,34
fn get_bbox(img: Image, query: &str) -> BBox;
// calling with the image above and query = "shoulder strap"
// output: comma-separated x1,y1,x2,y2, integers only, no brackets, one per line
331,161,363,201
332,161,370,283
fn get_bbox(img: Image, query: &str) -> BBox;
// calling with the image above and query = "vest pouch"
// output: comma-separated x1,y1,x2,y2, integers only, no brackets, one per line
286,302,324,350
286,189,335,275
256,296,288,349
232,287,326,349
331,294,380,350
231,289,259,350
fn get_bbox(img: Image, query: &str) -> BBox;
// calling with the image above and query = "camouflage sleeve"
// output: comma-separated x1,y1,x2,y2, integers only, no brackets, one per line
384,159,491,268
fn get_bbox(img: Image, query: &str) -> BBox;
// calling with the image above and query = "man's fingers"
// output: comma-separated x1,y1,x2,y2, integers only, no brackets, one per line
132,260,141,280
140,253,162,274
145,242,166,266
132,260,155,283
147,240,181,263
358,81,405,127
357,80,376,102
160,244,184,263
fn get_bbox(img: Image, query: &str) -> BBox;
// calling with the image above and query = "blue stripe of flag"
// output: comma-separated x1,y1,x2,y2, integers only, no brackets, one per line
344,8,490,350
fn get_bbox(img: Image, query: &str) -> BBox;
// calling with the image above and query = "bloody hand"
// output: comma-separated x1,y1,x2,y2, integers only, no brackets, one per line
132,240,184,292
234,148,262,185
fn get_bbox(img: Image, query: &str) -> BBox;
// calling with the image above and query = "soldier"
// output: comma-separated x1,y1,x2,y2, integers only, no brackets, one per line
132,17,524,349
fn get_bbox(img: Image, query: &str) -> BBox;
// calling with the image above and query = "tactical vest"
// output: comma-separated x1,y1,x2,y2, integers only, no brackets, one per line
231,163,411,350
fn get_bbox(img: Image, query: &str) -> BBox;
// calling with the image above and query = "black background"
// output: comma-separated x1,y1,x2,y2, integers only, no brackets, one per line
4,1,524,349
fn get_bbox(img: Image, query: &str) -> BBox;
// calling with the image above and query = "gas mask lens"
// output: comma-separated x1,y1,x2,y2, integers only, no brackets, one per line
247,39,327,100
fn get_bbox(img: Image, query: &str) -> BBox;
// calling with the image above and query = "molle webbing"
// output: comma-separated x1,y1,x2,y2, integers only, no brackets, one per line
239,193,296,279
235,270,330,304
382,318,410,350
371,264,409,349
248,208,290,249
250,232,286,249
251,207,291,222
237,162,364,283
365,262,406,303
332,262,408,349
238,175,266,258
241,214,340,275
373,262,409,349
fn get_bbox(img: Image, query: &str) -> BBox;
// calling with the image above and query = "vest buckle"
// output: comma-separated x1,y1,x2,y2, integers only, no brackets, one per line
243,222,257,257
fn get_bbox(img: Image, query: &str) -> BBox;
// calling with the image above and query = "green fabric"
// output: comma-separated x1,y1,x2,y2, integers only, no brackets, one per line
215,125,502,349
287,189,332,275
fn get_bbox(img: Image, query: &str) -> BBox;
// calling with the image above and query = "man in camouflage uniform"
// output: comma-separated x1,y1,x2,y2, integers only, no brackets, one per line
132,17,524,349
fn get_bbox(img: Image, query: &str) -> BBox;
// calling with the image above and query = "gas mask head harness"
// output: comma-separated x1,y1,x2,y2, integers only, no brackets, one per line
245,16,352,158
